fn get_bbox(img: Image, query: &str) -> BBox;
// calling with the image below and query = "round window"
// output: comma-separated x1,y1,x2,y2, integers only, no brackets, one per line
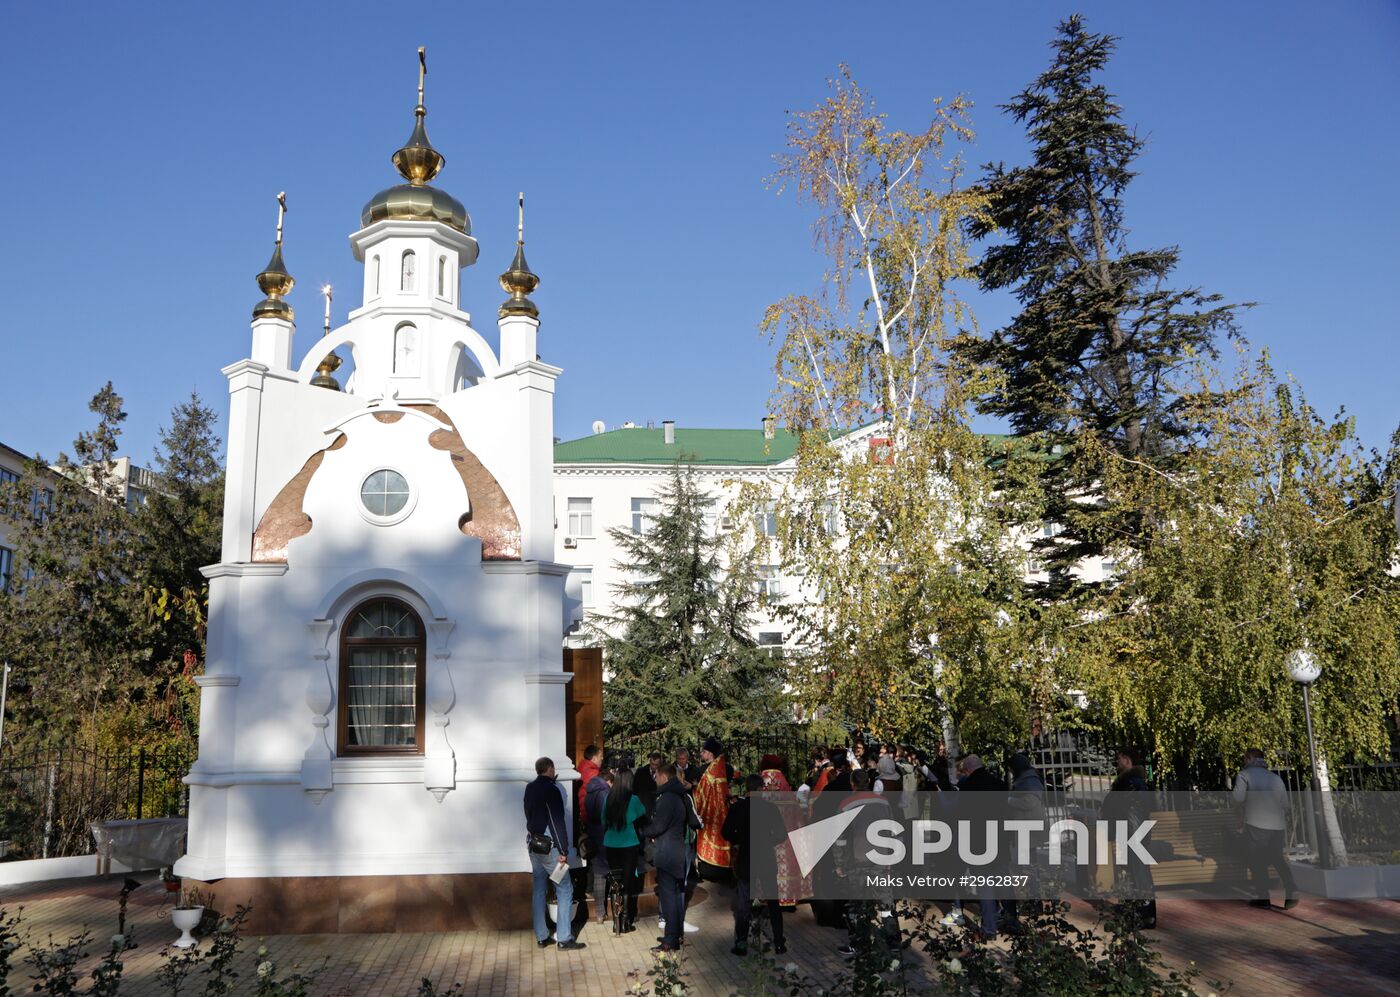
360,469,411,518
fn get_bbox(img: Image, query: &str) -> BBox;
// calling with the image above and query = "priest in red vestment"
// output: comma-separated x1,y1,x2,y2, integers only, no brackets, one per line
694,737,739,879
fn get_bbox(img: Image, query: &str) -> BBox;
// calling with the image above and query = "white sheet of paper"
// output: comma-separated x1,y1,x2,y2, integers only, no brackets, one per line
549,860,570,885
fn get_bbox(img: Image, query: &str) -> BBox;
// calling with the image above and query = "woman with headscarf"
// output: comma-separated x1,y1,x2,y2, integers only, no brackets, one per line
758,754,810,906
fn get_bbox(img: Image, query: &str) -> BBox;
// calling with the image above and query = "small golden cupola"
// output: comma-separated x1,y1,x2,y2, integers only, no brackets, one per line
361,48,469,233
253,192,295,321
498,193,540,320
310,284,343,391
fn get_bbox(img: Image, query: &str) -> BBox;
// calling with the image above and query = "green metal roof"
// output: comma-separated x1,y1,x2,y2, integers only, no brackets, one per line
554,427,801,466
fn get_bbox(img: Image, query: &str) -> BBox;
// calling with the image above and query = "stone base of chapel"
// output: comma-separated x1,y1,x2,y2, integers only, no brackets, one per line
183,873,534,934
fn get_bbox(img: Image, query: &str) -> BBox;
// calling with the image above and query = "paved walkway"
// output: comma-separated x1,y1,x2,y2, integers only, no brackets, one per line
2,875,1397,995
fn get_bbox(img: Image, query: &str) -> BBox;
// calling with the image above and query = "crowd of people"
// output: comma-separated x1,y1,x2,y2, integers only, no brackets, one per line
525,736,1294,956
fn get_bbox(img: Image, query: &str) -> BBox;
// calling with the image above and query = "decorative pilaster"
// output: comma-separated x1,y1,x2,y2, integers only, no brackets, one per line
190,675,240,772
220,360,268,562
301,620,337,804
424,619,457,802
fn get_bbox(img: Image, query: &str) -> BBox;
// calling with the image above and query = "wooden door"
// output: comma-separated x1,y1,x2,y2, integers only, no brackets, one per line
562,646,603,762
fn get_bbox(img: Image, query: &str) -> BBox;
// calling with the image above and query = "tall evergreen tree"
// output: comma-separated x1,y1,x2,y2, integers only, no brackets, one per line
962,16,1244,588
591,463,789,744
134,391,224,672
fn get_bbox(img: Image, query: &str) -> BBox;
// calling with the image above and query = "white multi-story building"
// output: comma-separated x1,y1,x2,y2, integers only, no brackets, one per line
0,442,155,593
550,421,1114,646
551,420,817,651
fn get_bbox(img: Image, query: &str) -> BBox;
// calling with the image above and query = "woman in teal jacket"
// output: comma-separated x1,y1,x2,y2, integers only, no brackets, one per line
603,767,647,933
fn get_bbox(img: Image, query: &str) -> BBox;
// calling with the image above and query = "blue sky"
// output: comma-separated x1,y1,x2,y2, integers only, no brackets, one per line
1,1,1396,464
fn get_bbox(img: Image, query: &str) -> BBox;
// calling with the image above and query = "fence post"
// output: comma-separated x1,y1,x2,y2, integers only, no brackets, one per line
136,747,146,820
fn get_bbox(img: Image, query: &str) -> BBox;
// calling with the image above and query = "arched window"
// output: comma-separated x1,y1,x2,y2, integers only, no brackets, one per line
338,597,425,755
371,255,381,297
401,249,416,292
437,255,447,299
393,322,419,374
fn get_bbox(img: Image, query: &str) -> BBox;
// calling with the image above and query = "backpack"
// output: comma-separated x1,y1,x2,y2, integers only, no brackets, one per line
681,792,703,846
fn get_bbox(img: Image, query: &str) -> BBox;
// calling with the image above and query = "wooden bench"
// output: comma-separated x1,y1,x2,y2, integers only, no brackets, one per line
1143,809,1250,888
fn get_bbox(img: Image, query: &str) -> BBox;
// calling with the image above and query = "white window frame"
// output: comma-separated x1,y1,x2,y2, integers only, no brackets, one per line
575,567,595,608
631,497,659,535
566,498,594,539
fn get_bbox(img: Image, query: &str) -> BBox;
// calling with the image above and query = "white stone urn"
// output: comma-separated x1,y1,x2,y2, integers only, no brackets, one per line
171,906,204,949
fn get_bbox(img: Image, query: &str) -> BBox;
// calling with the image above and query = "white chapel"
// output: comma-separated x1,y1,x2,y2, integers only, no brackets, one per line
175,51,575,932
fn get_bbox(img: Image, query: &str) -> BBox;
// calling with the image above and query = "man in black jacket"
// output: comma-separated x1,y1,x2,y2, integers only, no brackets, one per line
1102,747,1156,929
523,757,586,950
956,754,1015,939
641,764,690,953
722,774,787,956
633,751,664,816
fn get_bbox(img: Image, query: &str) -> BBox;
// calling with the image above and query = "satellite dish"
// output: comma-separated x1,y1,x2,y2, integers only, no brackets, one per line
592,420,606,435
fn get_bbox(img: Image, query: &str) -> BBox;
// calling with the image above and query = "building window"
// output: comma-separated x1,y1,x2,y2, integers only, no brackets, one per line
401,250,416,292
574,567,594,608
0,468,18,487
31,486,53,523
567,498,594,538
338,597,425,754
393,323,419,374
437,255,448,299
360,469,411,518
820,499,839,535
630,497,658,534
756,504,778,538
371,255,381,297
0,545,13,594
757,565,783,599
758,630,784,657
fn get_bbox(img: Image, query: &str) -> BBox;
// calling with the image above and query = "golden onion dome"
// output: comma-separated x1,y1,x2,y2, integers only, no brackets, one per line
498,241,539,319
361,48,469,234
253,194,295,321
361,182,469,232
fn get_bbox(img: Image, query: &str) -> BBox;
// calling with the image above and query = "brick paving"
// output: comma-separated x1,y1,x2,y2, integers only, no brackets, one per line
2,875,1397,995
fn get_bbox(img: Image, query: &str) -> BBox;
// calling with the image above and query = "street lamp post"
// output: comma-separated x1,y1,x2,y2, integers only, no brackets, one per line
1286,647,1328,865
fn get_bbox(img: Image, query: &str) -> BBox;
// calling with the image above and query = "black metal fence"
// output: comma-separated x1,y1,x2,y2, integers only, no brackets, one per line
0,744,192,861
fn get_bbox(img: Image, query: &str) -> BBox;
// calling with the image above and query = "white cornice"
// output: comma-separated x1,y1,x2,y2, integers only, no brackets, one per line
523,672,574,686
482,560,572,577
349,218,479,266
344,300,474,326
201,562,290,579
552,463,795,479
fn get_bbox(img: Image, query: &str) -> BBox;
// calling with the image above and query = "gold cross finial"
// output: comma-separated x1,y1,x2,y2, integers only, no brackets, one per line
417,47,426,109
275,191,287,247
518,192,525,242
